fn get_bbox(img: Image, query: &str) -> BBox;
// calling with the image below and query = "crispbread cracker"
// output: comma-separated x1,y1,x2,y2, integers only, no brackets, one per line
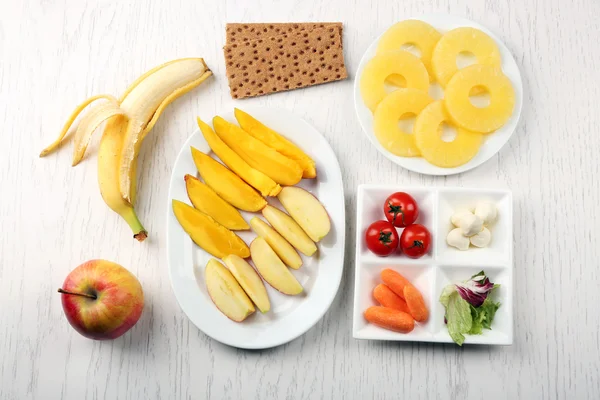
226,23,343,44
224,26,348,99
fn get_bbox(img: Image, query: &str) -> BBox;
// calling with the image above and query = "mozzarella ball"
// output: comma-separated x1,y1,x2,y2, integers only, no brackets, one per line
450,208,473,227
474,201,497,225
458,213,483,237
446,228,470,251
470,227,492,248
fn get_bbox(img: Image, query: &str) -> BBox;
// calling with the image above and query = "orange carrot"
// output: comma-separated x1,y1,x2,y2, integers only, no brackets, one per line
364,306,414,333
403,285,429,322
380,269,413,299
373,284,410,313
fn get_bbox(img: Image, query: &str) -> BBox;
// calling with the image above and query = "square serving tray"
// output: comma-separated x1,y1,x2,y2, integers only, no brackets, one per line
352,185,513,345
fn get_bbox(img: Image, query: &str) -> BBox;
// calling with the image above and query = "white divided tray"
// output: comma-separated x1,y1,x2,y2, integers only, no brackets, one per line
352,185,513,345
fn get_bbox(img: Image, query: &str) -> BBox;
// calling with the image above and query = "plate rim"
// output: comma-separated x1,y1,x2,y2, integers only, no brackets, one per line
353,13,524,176
166,105,346,349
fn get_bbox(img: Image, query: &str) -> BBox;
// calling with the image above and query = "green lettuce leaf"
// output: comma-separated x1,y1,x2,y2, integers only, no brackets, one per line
446,292,472,346
469,306,486,335
439,284,456,310
469,297,501,334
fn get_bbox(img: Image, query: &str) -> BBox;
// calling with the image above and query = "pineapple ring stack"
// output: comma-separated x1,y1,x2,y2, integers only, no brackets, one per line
360,20,516,168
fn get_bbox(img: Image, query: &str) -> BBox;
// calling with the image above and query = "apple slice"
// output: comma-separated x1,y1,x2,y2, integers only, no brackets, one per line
205,259,255,322
222,255,270,313
250,217,303,269
262,205,317,256
277,187,331,242
250,238,303,295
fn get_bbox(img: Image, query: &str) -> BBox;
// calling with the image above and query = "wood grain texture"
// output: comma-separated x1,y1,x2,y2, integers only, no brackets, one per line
1,0,599,399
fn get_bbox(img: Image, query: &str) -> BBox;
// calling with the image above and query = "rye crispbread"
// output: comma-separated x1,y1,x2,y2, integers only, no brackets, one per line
223,25,347,99
226,22,343,44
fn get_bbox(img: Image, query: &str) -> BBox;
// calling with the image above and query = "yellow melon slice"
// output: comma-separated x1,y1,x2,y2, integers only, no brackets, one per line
360,51,429,112
373,88,433,157
414,101,482,167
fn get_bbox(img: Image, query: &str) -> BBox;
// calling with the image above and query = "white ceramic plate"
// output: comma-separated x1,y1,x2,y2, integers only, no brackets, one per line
354,14,524,176
166,106,345,349
353,185,513,345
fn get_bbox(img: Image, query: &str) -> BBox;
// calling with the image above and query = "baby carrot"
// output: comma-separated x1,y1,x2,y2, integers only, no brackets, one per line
373,284,410,313
380,269,413,299
403,285,429,322
364,306,415,333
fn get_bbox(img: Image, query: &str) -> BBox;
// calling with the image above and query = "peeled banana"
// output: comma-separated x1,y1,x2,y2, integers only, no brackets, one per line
40,58,212,241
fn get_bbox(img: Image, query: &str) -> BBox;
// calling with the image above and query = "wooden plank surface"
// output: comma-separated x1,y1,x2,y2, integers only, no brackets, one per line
1,0,599,399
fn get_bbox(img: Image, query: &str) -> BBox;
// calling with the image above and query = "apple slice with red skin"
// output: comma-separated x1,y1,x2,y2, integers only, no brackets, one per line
223,254,271,313
250,217,303,269
250,237,303,295
262,205,317,256
205,259,255,322
277,187,331,242
58,260,144,340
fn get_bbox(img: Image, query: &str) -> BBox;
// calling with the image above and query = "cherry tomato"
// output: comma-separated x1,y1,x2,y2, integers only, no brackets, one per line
383,192,419,227
365,220,399,257
400,224,431,258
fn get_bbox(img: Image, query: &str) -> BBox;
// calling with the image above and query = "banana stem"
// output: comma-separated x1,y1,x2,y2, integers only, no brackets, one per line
122,207,148,242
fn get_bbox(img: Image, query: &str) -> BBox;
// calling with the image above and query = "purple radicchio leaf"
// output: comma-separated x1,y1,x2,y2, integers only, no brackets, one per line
454,271,495,307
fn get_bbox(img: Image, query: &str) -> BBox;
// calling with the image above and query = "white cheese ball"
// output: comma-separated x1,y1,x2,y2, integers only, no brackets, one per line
446,228,470,251
450,208,473,227
470,227,492,248
458,213,483,237
474,201,497,225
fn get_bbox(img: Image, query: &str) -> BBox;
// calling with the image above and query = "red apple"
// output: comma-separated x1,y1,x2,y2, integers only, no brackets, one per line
58,260,144,340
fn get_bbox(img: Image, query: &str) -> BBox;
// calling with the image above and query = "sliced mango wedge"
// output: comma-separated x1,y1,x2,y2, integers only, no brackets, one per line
185,174,249,230
197,117,281,196
213,116,303,186
172,200,250,258
234,108,317,179
191,147,267,212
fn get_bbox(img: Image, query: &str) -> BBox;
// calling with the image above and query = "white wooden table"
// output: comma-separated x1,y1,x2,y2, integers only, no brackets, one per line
2,0,599,399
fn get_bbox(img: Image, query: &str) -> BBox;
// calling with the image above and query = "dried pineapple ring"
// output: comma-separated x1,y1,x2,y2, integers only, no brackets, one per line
377,20,442,84
444,65,515,133
374,88,433,157
414,101,482,168
432,27,501,88
360,51,429,112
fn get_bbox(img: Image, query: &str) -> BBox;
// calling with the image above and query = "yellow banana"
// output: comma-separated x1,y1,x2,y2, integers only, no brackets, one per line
98,58,212,240
40,58,212,241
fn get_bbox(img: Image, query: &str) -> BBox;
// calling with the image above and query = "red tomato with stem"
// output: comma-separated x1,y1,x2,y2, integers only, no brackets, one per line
400,224,431,258
383,192,419,227
365,220,399,257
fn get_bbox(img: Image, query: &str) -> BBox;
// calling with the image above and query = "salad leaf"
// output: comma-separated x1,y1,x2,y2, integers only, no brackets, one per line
479,297,501,330
439,284,457,309
439,270,501,345
455,271,496,307
446,291,472,346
